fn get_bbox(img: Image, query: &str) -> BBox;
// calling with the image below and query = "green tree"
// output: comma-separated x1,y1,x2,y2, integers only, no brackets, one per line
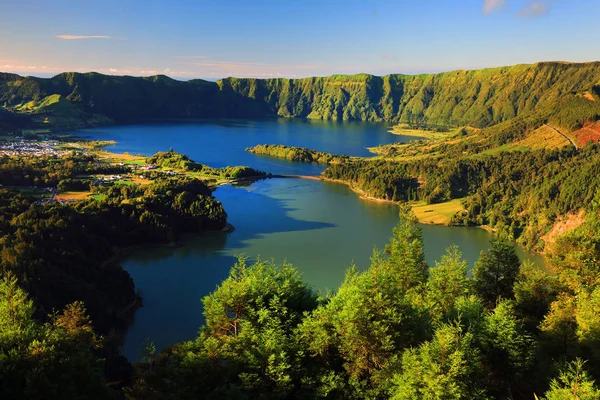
0,275,110,400
473,238,521,307
480,300,534,396
542,359,600,400
384,206,429,293
513,260,562,330
425,245,470,320
389,323,485,399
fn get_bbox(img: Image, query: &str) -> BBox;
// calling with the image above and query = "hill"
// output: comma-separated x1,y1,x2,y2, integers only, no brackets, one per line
219,62,600,126
2,62,600,131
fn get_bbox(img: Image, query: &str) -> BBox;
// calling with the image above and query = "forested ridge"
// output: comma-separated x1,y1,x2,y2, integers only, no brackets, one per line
2,61,600,131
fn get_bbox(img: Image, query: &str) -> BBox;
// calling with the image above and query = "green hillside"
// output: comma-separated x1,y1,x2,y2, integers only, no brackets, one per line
2,62,600,131
219,62,600,126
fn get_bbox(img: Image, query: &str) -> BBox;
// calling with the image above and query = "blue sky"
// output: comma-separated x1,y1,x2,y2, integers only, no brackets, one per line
1,0,599,79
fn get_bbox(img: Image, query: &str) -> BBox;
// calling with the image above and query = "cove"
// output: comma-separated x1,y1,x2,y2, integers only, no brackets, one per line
76,119,546,360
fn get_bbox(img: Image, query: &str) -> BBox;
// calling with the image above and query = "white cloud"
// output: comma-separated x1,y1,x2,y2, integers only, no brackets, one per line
518,2,549,18
173,55,209,59
483,0,506,14
57,35,111,40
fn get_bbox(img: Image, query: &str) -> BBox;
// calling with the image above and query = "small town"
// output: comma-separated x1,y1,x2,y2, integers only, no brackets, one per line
0,139,72,157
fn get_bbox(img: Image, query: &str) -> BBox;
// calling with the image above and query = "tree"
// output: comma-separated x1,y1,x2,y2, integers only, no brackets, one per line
540,293,578,358
384,206,429,293
513,260,562,330
473,238,521,307
479,300,535,396
425,245,470,320
542,359,600,400
389,323,485,399
0,275,110,400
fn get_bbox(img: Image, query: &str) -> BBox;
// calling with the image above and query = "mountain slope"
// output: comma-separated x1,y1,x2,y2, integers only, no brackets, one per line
1,62,600,130
219,62,600,126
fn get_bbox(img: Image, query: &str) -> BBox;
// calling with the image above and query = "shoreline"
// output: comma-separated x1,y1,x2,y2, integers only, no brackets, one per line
274,174,498,234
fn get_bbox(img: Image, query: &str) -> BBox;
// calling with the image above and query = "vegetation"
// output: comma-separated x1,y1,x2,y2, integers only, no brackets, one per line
147,149,266,179
119,207,600,399
0,275,112,399
246,144,350,165
2,61,600,398
3,62,600,131
323,103,600,251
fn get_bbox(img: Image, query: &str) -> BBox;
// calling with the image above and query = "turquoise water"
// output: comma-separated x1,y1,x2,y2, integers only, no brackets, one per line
75,119,545,360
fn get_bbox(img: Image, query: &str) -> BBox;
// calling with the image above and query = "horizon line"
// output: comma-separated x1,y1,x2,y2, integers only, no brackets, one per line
3,60,599,82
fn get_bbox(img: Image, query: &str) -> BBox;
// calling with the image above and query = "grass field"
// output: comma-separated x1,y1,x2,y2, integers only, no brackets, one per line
90,194,107,201
389,124,467,140
96,151,146,165
56,191,92,201
514,124,571,150
410,199,465,225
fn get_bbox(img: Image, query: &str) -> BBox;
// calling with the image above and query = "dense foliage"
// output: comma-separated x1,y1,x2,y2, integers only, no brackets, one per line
0,153,127,187
147,149,266,179
246,144,349,165
324,144,600,251
0,152,229,335
0,275,113,399
123,207,600,399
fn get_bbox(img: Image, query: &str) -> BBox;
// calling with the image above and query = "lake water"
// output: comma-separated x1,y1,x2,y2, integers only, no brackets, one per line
77,119,546,360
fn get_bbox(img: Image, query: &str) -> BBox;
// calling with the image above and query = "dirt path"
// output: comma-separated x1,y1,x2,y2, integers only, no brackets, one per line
545,124,578,149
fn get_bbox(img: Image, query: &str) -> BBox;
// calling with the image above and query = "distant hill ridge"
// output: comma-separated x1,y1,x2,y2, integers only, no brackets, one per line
1,61,600,130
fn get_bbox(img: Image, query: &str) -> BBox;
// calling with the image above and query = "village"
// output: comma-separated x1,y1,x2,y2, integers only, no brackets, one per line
0,139,72,157
0,138,186,204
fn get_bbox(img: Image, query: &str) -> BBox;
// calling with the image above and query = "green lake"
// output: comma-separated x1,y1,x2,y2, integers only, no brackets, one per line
78,119,546,360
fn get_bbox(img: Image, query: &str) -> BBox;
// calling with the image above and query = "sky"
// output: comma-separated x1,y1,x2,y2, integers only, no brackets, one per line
1,0,599,80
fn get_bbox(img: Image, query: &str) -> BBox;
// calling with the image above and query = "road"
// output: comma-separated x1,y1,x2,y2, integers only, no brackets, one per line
545,124,578,150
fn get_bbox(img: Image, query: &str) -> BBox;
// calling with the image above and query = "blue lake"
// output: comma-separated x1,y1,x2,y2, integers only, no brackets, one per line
76,119,545,360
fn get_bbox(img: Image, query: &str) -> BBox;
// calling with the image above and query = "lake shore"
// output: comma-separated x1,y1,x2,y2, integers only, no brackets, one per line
276,174,465,225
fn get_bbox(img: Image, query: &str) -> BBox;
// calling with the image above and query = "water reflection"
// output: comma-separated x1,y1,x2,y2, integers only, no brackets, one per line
122,178,545,360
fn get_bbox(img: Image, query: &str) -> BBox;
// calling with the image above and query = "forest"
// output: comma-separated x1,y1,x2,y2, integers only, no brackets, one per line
3,205,600,399
147,149,267,179
0,149,233,395
323,144,600,251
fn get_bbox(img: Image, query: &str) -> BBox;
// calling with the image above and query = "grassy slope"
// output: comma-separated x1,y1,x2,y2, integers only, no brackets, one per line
411,199,466,225
220,62,600,126
2,62,600,131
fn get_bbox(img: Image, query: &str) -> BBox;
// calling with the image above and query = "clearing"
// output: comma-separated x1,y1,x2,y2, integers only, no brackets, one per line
410,199,465,225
